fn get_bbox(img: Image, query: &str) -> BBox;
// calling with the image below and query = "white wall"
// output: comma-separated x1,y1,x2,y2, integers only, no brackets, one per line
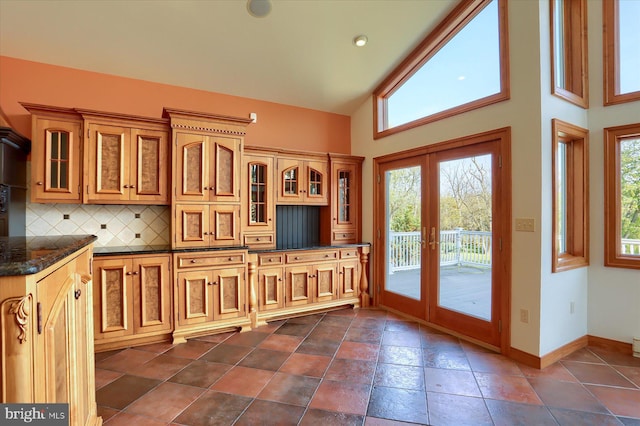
351,0,544,356
537,0,590,356
586,2,640,344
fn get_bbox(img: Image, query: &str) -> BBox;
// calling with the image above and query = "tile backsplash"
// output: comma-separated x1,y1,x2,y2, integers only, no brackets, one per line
26,203,170,248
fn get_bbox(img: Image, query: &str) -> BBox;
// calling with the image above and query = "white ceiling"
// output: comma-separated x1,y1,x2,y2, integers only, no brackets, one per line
0,0,456,116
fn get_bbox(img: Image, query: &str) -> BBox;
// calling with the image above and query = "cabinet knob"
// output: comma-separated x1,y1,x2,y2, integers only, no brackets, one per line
74,289,82,299
295,256,300,260
190,259,198,263
228,257,233,261
278,278,282,282
36,181,43,186
207,282,213,286
129,185,135,188
268,258,273,262
123,185,128,188
256,238,261,241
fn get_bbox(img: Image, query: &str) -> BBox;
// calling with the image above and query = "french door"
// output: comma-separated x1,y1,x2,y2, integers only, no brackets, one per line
376,132,509,349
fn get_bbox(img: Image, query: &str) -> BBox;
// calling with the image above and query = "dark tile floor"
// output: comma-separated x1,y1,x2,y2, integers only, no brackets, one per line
94,308,640,425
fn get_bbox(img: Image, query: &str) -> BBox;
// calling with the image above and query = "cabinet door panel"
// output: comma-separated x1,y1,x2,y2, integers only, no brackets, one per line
133,256,171,334
306,160,328,204
175,204,209,248
212,137,240,202
31,118,82,203
339,260,359,299
131,128,168,203
175,133,208,202
258,268,284,311
211,205,240,246
93,259,133,338
315,264,337,302
285,266,311,306
177,271,213,326
213,267,245,320
277,157,302,203
88,124,129,202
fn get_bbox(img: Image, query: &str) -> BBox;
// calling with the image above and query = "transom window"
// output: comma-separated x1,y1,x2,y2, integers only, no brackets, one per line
373,0,509,139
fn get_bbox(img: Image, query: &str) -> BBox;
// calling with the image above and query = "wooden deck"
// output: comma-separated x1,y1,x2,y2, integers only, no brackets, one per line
386,265,492,320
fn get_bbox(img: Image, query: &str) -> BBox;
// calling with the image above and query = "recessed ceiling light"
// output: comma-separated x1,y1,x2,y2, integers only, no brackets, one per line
247,0,272,18
353,35,368,47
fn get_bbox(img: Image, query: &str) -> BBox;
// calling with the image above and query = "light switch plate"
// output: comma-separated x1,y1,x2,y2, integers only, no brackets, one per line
515,218,535,232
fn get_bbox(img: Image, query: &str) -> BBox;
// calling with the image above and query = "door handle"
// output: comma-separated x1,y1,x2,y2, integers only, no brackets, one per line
429,227,438,250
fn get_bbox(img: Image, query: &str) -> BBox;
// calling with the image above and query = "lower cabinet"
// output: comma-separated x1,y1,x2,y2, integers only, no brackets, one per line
93,254,172,351
253,247,364,324
0,245,101,425
172,249,250,343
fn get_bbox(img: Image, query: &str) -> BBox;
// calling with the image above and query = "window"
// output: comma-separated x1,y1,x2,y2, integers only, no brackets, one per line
551,119,589,272
604,123,640,269
603,0,640,105
373,0,509,139
550,0,588,108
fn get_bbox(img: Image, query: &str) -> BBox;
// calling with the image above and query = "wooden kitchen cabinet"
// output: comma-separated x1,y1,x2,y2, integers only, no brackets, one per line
242,150,275,248
0,241,100,425
174,132,241,203
84,118,169,204
321,154,364,244
22,103,83,203
174,203,240,248
276,154,328,205
173,250,249,343
92,254,172,351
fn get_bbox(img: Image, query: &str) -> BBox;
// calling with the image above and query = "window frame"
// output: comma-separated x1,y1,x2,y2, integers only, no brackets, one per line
372,0,510,140
551,119,589,273
603,0,640,105
604,123,640,269
550,0,589,108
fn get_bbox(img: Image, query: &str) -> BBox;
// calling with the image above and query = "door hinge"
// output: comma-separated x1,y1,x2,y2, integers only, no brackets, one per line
499,238,503,251
78,185,81,195
377,229,381,239
377,174,381,184
86,185,89,194
90,257,93,275
37,302,42,334
498,155,503,168
87,128,90,138
498,319,502,333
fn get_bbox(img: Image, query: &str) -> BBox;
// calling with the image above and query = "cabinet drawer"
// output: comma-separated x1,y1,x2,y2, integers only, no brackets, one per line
244,234,274,245
176,251,246,269
286,250,338,264
340,249,359,259
333,231,357,242
258,253,284,266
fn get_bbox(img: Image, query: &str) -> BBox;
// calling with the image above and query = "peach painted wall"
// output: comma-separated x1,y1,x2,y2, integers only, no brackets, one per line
0,56,350,154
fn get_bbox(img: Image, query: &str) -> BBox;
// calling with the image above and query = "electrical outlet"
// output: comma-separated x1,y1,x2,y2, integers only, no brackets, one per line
520,309,529,323
515,218,535,232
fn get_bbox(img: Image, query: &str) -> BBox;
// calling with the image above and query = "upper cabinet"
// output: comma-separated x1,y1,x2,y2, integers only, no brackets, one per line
174,132,240,203
242,149,275,248
81,111,169,204
276,154,328,205
164,108,252,249
22,104,83,203
321,154,364,244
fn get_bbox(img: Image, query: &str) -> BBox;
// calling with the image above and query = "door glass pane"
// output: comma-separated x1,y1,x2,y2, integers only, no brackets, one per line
385,166,421,300
438,154,492,320
620,137,640,255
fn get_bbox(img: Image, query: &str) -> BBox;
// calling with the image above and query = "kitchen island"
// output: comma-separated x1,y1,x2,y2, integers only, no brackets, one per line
0,235,102,425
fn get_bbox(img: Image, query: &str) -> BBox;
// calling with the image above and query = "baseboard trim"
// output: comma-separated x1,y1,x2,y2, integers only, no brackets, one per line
509,335,588,369
587,335,633,354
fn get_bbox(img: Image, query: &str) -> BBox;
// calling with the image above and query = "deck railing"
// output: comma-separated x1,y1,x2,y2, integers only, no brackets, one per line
389,229,491,273
621,239,640,255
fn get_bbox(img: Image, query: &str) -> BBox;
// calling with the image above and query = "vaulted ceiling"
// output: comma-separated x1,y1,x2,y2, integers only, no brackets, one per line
0,0,455,115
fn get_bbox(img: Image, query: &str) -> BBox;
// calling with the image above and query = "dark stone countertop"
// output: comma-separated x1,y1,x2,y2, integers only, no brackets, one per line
92,242,370,257
0,235,98,276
